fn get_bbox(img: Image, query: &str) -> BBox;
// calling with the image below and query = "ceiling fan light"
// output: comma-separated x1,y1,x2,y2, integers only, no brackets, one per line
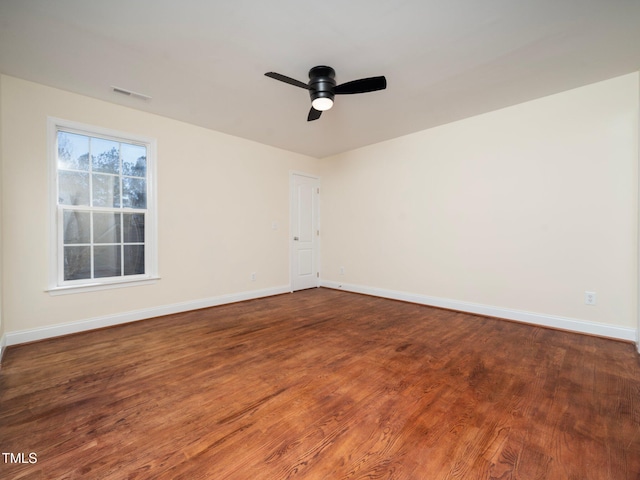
312,97,333,111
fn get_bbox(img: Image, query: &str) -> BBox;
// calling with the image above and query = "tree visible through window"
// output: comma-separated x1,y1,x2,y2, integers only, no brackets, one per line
54,127,152,286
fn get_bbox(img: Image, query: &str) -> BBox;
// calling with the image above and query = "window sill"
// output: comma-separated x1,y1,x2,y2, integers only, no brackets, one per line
47,277,161,296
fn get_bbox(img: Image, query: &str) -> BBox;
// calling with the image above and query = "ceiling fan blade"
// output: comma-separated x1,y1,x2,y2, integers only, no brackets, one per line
335,76,387,95
307,107,322,121
264,72,309,89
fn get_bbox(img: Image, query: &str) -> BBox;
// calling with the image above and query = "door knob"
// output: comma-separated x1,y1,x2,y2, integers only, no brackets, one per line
293,236,299,241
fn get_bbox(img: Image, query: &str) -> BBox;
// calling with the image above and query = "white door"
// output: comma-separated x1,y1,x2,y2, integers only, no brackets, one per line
291,173,319,291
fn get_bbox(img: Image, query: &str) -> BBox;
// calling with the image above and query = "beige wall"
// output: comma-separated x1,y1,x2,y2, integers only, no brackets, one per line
320,73,639,330
0,75,5,356
1,72,638,342
0,75,318,333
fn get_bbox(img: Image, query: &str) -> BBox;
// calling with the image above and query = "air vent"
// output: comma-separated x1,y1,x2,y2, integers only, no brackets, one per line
111,86,151,101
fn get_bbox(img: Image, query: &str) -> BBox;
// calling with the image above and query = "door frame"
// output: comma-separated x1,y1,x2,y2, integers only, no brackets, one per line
289,171,320,291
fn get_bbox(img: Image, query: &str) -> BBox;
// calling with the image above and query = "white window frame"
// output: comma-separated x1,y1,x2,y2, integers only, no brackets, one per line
47,117,159,295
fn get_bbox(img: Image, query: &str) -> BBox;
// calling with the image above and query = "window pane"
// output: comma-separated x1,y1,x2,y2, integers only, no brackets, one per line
64,246,91,280
92,138,120,174
123,213,145,243
122,178,147,208
124,245,145,275
54,122,155,288
92,173,121,207
94,212,121,244
94,245,121,278
58,132,90,171
122,143,147,178
63,211,90,244
59,171,90,206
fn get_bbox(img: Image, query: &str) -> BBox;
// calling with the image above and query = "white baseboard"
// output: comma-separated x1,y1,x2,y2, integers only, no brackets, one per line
0,332,7,364
4,282,637,348
5,285,291,347
321,280,637,343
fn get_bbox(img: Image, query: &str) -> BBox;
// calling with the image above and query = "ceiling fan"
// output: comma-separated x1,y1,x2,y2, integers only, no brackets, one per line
264,66,387,121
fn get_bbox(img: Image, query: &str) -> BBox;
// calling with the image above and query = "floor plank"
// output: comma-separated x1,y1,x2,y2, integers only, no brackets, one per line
1,288,639,479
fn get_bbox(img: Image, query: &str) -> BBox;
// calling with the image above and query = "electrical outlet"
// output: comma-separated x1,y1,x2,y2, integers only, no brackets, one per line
251,272,256,282
339,266,345,276
585,291,597,305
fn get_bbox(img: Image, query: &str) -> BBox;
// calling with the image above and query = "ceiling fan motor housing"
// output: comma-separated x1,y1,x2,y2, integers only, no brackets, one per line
308,66,336,104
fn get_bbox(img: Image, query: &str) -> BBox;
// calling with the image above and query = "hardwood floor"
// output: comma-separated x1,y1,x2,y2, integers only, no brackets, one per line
1,288,639,479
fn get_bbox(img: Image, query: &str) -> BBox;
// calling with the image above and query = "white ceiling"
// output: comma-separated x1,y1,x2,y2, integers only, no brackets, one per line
1,0,639,158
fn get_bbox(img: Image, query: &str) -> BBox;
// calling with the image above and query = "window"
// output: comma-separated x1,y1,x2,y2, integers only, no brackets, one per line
49,118,157,293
